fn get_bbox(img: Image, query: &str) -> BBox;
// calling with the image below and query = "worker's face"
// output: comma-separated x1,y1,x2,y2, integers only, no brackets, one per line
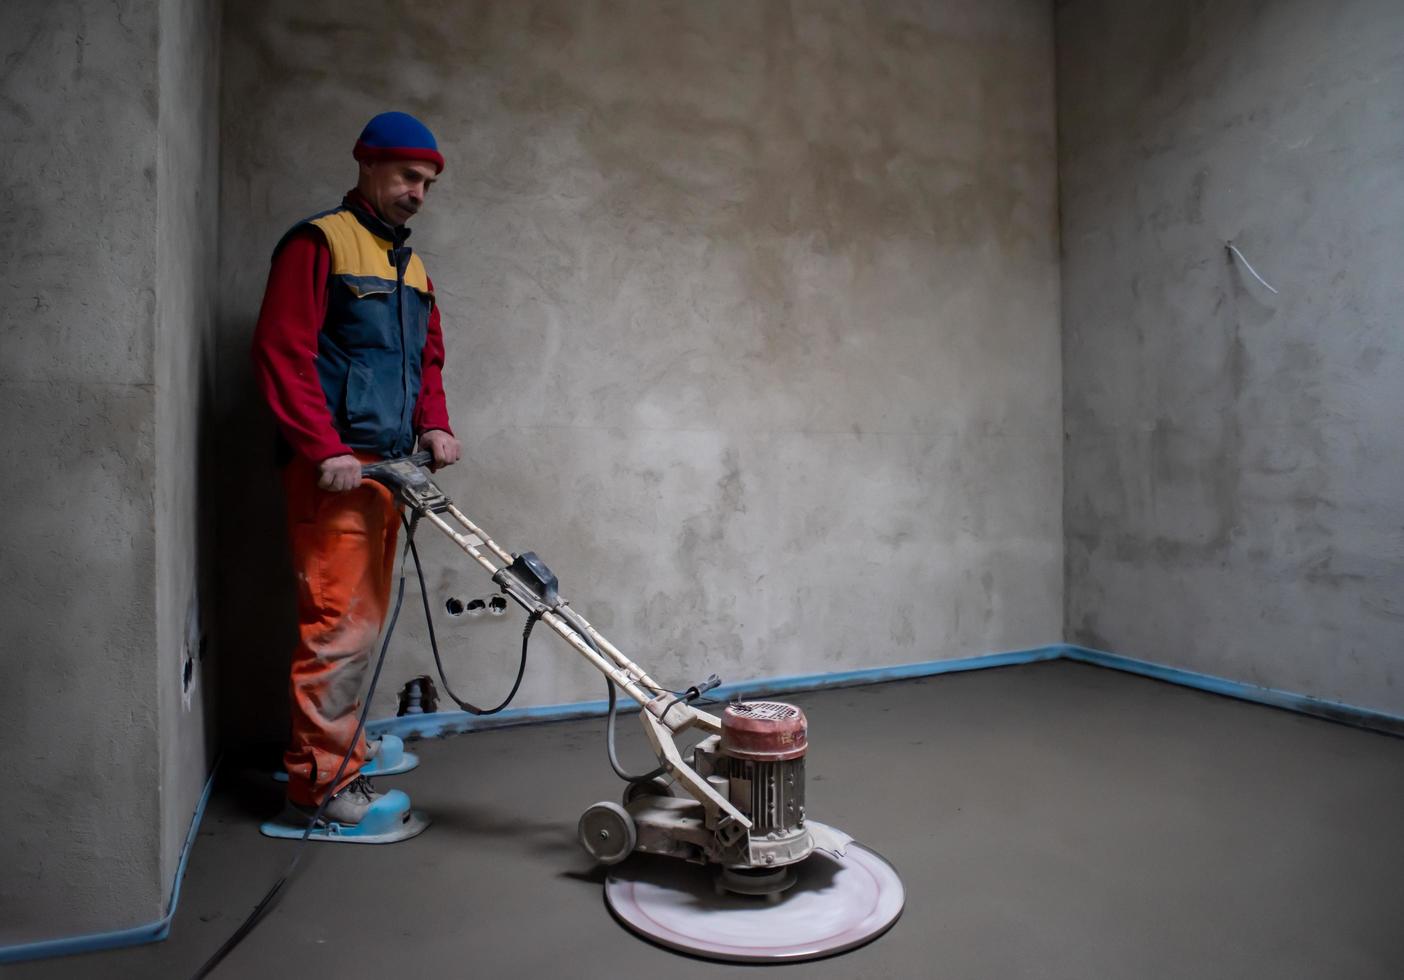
358,159,438,226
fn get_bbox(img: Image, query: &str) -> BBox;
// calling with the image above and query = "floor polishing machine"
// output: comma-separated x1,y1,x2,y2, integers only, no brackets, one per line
369,453,905,962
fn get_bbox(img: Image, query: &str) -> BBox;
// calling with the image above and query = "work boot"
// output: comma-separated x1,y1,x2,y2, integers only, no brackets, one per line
295,774,385,826
266,771,426,842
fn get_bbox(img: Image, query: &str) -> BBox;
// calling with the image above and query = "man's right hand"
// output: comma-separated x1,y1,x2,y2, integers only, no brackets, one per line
317,454,363,492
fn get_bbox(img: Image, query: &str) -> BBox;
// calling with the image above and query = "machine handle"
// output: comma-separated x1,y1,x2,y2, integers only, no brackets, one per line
680,673,722,704
360,451,434,481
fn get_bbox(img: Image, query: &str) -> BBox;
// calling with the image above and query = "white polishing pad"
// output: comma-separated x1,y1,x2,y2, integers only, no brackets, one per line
604,824,903,963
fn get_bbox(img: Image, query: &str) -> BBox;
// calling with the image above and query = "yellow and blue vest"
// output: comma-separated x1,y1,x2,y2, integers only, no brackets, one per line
276,198,435,458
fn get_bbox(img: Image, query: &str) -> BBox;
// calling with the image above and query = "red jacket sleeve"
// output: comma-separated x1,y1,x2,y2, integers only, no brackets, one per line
413,276,454,436
249,230,354,463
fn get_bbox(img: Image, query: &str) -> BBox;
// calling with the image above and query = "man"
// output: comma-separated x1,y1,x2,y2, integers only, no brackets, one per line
251,111,461,836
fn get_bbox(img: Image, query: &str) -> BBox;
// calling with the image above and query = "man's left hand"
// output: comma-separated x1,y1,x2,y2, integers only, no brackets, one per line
419,429,461,470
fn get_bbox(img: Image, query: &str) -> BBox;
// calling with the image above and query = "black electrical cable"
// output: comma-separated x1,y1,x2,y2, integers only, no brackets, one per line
604,676,668,783
191,532,413,980
657,692,687,725
550,604,666,784
408,520,664,784
402,512,538,715
657,673,723,725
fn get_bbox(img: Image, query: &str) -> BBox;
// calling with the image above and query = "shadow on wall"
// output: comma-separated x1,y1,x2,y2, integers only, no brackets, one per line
194,350,222,763
215,324,297,749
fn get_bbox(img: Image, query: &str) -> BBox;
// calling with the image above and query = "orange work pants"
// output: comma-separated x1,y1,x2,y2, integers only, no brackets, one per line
281,453,400,806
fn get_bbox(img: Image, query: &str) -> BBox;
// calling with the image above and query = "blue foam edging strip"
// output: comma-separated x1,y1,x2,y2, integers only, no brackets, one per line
711,646,1065,701
0,757,220,965
1061,645,1404,736
367,645,1068,741
372,643,1404,741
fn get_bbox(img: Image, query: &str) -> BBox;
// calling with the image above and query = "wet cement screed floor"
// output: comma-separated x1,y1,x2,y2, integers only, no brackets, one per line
12,660,1404,979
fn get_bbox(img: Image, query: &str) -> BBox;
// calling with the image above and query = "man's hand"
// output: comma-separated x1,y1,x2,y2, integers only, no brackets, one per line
419,429,461,470
317,454,363,492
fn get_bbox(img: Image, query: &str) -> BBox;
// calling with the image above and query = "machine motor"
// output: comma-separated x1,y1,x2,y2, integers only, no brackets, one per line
718,701,808,834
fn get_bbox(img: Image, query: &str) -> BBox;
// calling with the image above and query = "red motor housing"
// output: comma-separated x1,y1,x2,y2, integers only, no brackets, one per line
718,701,809,835
720,701,809,761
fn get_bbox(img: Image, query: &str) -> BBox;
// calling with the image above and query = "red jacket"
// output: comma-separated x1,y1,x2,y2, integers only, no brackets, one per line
250,191,453,463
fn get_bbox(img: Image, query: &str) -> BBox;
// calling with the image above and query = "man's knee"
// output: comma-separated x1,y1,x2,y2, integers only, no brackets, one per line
308,612,381,663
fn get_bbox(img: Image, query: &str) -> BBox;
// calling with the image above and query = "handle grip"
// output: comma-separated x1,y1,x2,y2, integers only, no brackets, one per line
682,673,722,703
361,451,433,479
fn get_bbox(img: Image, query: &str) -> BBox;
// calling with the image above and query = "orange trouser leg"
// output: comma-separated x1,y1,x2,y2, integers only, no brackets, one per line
281,454,400,807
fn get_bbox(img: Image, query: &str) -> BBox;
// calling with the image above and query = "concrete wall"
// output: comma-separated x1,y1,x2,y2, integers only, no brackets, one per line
0,0,219,947
155,0,221,909
218,0,1062,733
1059,0,1404,715
0,0,165,943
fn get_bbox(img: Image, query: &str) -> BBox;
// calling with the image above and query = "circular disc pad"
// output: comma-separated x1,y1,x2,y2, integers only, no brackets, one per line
604,825,903,963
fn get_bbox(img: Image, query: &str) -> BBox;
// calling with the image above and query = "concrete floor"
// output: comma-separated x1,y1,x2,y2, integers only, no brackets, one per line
14,660,1404,979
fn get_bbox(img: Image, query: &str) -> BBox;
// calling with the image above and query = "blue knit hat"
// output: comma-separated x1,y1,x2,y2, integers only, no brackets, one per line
353,111,444,173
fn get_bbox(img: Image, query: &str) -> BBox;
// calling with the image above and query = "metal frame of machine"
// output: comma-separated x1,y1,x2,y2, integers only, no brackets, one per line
363,453,850,887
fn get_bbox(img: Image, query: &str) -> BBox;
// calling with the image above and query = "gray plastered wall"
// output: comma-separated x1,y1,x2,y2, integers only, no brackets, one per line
0,0,221,947
216,0,1064,731
0,0,166,944
155,0,222,907
1058,0,1404,715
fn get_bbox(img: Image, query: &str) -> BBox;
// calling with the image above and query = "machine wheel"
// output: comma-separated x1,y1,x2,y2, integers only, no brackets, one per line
622,776,675,806
578,801,637,865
